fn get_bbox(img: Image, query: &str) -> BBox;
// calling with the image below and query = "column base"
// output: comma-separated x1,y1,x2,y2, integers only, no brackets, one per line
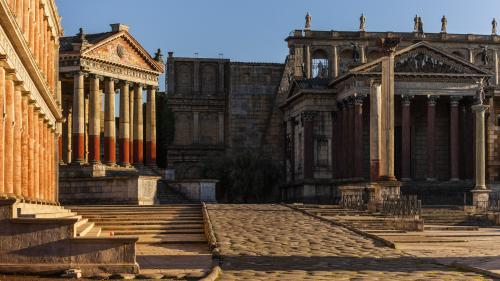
472,189,491,211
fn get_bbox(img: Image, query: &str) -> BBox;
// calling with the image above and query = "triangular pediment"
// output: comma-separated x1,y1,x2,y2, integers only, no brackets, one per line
351,41,489,76
81,32,163,73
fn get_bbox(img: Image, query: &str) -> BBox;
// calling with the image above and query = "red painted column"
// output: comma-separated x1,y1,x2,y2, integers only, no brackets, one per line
427,96,438,181
145,86,157,166
119,81,130,166
450,96,461,181
72,72,85,163
354,95,364,179
14,83,22,198
302,111,315,179
401,95,412,181
133,84,144,165
88,75,101,163
104,78,116,165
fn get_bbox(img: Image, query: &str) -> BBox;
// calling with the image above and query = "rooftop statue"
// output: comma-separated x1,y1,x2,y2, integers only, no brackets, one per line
493,18,497,35
305,12,311,30
441,15,447,33
359,13,366,32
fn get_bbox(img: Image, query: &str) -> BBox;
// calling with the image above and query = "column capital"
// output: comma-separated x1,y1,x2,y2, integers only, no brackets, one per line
370,78,381,87
427,95,439,106
450,96,463,106
401,94,414,106
119,80,133,87
471,104,489,113
354,94,367,105
301,111,316,122
106,77,119,83
89,74,104,81
70,71,88,78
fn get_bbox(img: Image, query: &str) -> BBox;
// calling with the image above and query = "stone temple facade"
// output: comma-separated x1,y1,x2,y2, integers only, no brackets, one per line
168,17,500,205
57,24,165,205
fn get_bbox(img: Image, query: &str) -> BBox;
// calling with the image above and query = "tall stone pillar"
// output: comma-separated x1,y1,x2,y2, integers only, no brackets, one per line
426,96,438,181
4,75,14,196
450,96,461,181
38,116,44,200
145,86,156,166
28,102,34,199
88,75,101,164
193,112,199,143
340,102,347,178
471,102,490,207
302,111,315,179
72,72,85,163
119,81,131,166
401,95,412,181
354,95,364,179
104,78,116,165
348,99,355,178
369,81,382,181
218,112,224,144
21,95,29,198
133,84,143,165
14,82,23,196
129,85,135,162
304,45,311,79
0,65,4,195
33,108,40,199
332,46,339,78
380,51,396,181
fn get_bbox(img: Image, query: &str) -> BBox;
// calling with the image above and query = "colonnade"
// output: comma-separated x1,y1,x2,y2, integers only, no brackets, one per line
6,0,57,93
64,72,157,167
0,65,57,202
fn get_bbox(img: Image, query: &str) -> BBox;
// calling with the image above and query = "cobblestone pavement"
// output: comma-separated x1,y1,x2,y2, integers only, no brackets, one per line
207,204,495,281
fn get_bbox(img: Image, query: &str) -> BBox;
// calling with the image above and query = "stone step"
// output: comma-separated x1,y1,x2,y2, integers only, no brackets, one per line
99,224,204,230
73,210,202,215
74,218,89,229
424,225,479,231
132,234,207,244
112,229,205,235
76,221,95,237
87,226,102,237
94,220,204,226
19,211,77,219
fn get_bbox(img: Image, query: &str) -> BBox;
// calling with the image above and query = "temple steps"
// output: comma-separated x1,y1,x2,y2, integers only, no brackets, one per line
100,224,204,231
76,221,96,237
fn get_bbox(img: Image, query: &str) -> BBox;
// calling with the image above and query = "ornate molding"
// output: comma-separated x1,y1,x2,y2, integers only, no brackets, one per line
450,95,463,106
301,111,316,122
80,57,159,86
427,95,439,106
401,94,414,106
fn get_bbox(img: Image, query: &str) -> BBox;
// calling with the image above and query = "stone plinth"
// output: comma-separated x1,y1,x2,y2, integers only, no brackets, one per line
167,179,218,203
472,189,491,211
366,181,401,211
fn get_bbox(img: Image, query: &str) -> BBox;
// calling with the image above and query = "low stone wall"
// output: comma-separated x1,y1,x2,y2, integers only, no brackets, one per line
281,182,339,204
0,199,138,276
59,175,161,205
168,180,218,202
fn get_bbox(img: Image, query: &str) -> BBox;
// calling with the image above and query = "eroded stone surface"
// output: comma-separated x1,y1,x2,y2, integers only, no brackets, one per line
207,204,495,280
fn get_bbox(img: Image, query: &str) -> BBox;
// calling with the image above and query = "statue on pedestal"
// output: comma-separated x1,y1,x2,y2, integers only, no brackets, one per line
359,13,366,32
493,18,497,35
305,12,311,30
441,15,447,33
481,45,489,65
413,15,419,32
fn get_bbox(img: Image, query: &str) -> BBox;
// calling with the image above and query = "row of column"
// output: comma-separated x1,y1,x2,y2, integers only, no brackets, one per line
332,96,365,180
6,0,57,93
0,66,57,202
400,95,465,181
71,72,157,166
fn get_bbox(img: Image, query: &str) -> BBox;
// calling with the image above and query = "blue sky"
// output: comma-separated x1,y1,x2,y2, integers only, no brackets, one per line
56,0,500,89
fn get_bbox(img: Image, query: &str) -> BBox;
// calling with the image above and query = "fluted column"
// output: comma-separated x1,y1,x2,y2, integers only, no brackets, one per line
401,95,413,181
129,85,134,163
104,78,116,165
4,74,14,196
88,75,101,163
369,81,382,181
33,108,40,199
28,102,34,199
427,95,438,181
450,96,461,181
23,0,29,39
0,65,4,195
72,72,85,163
21,94,29,198
37,115,43,200
119,81,130,166
133,84,143,165
145,86,156,166
354,95,364,178
29,0,35,52
14,83,22,197
302,111,315,179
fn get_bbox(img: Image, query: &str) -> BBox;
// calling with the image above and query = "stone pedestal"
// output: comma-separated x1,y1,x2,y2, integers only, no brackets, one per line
472,189,491,210
366,181,401,211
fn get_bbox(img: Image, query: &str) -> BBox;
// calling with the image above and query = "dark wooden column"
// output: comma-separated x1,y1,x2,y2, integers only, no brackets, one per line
401,95,412,181
354,95,364,179
302,111,315,179
449,96,461,181
348,99,355,178
427,95,438,181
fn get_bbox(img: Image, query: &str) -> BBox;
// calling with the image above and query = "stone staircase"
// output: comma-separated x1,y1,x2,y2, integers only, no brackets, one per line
157,182,193,204
67,205,212,278
421,206,493,230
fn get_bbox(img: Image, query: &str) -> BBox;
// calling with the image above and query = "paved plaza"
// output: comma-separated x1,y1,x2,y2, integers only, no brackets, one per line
207,204,495,280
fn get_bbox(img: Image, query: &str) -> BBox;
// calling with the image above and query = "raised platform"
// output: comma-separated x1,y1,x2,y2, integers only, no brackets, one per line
0,198,138,277
59,164,162,205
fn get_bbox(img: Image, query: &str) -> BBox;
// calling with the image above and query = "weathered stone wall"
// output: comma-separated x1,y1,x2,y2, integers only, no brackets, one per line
227,62,284,153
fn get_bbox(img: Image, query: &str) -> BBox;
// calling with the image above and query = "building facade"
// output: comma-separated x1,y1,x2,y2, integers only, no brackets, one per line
167,17,500,205
0,0,62,203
